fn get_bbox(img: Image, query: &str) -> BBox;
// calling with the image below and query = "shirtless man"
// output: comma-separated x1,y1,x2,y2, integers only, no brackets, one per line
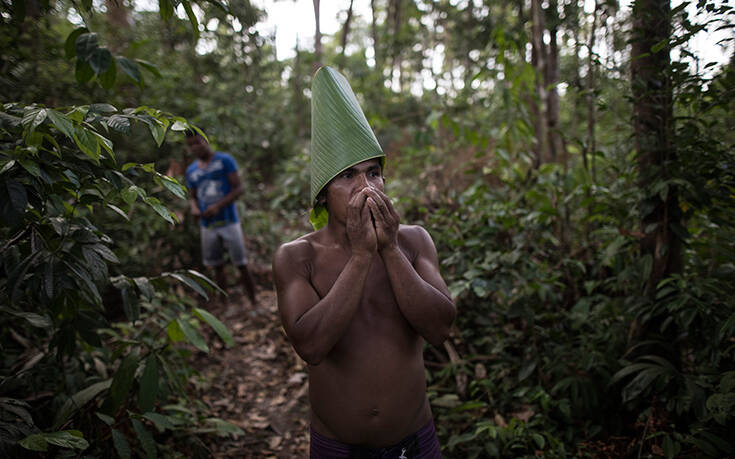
273,67,456,458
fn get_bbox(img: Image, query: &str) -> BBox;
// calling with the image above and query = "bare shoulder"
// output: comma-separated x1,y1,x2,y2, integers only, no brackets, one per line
396,224,439,264
397,224,435,248
272,232,319,280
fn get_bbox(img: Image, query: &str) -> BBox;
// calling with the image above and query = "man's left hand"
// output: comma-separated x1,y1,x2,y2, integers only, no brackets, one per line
202,203,221,218
365,188,399,250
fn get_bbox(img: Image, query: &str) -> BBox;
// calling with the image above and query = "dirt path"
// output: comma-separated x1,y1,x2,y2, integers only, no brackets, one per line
191,286,311,458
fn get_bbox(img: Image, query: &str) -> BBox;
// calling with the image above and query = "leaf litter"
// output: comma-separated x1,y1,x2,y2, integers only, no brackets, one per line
189,288,309,458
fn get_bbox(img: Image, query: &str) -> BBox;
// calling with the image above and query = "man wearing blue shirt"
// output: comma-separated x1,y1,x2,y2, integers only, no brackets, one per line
185,130,256,305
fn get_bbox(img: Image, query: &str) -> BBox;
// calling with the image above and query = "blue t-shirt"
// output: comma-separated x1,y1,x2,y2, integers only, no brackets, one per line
185,152,240,227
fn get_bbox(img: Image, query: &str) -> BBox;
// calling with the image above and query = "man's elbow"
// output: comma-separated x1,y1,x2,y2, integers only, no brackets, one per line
293,340,326,366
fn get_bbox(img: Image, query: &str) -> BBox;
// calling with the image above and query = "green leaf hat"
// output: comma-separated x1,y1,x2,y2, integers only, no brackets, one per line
310,66,385,229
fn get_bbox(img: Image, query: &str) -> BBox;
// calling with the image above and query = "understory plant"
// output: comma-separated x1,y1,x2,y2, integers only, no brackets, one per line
0,103,242,457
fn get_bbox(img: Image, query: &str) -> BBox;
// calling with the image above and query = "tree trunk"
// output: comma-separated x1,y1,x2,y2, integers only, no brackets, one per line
313,0,322,72
631,0,681,293
371,0,381,70
339,0,355,69
530,0,549,167
546,0,563,162
586,0,598,182
390,0,403,89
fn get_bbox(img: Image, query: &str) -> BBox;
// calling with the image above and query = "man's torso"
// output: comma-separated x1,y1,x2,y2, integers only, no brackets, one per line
185,152,238,226
298,225,433,447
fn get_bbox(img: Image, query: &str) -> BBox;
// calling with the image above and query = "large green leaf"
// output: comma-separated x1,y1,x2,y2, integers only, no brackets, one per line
176,317,209,353
75,33,99,61
194,308,234,347
112,429,131,459
118,57,142,84
54,379,110,429
138,355,159,413
309,66,385,230
89,47,112,75
64,27,89,58
47,110,75,139
132,419,157,459
107,353,139,413
164,272,209,299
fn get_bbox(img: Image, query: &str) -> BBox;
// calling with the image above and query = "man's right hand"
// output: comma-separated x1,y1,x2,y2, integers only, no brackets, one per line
346,190,377,256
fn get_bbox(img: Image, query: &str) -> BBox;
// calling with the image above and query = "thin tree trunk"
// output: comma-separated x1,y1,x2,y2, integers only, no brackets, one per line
339,0,355,69
390,0,403,89
546,0,563,162
530,0,549,167
631,0,681,293
371,0,381,70
586,0,598,182
313,0,322,72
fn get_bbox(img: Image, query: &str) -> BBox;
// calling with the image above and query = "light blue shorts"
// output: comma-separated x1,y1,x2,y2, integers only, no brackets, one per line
201,222,248,267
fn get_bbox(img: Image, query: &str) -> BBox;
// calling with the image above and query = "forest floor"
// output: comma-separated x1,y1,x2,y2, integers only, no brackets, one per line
189,270,311,458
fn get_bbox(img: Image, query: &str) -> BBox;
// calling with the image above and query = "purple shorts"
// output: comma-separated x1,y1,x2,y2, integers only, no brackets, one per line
310,419,442,458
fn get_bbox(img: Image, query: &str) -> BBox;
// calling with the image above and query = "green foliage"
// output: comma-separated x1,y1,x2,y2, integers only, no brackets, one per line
0,103,241,456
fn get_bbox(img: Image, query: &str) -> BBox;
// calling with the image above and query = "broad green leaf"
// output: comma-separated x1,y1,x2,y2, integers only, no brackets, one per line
107,353,139,413
118,57,142,83
89,103,117,113
106,203,130,221
196,418,244,436
0,159,15,174
158,175,187,198
136,59,163,78
47,110,75,139
93,131,114,157
63,260,101,303
43,430,88,450
165,272,208,299
18,158,40,177
22,107,47,133
99,57,117,89
6,180,27,212
75,33,99,61
132,419,157,459
138,355,159,413
19,433,48,451
134,277,155,300
112,429,131,459
75,59,95,84
64,27,89,58
142,412,176,432
176,317,209,352
121,287,140,322
73,126,101,162
185,269,225,294
166,319,185,342
144,197,175,224
194,308,234,347
145,118,166,146
89,47,112,75
121,185,144,204
96,412,114,425
53,380,112,429
107,114,131,133
92,243,119,263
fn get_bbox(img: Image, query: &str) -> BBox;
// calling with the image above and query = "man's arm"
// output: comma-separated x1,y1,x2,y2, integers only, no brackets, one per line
366,189,456,347
273,191,377,365
189,187,201,217
202,171,243,218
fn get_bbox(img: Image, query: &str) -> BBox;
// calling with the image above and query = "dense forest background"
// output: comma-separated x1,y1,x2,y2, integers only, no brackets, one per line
2,0,734,457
